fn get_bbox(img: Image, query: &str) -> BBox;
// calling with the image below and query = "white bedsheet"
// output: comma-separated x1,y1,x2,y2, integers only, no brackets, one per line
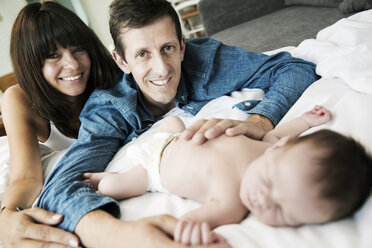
1,9,372,248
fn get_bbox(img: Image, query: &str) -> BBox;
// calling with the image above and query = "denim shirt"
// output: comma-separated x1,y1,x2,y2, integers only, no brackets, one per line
37,37,319,232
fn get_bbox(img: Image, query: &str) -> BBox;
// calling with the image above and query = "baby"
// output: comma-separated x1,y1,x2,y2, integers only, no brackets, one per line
84,105,372,245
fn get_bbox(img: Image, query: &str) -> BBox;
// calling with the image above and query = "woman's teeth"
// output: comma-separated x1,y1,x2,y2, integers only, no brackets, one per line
62,74,82,81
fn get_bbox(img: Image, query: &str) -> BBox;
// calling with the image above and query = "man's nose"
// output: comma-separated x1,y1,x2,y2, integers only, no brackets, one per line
151,53,169,76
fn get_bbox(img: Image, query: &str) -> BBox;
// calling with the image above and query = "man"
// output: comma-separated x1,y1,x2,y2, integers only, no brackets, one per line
36,0,319,247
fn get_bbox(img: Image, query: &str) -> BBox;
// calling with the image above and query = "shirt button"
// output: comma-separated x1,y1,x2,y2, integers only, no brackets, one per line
132,137,137,141
148,124,152,127
244,102,251,107
186,106,193,109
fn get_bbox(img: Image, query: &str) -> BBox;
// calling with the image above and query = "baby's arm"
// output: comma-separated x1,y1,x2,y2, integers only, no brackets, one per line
174,199,247,245
83,165,148,199
159,115,186,133
263,105,332,143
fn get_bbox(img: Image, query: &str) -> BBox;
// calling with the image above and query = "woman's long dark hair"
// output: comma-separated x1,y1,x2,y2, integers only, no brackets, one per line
10,1,120,138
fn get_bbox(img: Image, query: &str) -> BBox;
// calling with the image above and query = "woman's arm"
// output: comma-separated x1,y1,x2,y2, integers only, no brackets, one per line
1,85,47,210
0,85,79,247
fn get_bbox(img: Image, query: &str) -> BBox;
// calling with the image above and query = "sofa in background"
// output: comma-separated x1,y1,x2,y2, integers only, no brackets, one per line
198,0,372,52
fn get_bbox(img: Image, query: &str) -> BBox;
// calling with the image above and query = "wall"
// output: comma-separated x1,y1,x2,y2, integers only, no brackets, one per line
0,0,113,77
81,0,113,50
0,0,27,77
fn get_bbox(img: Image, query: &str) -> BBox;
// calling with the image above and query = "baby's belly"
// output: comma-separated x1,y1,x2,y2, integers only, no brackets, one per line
159,135,258,203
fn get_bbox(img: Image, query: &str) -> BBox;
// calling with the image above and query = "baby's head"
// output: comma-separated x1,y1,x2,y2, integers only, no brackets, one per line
240,129,372,227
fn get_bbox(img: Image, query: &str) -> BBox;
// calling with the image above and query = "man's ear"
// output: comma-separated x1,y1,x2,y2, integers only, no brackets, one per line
180,35,186,62
265,136,291,153
112,50,131,74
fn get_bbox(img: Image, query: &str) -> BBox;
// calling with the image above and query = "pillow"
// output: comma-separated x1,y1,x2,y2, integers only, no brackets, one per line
338,0,372,13
285,0,343,7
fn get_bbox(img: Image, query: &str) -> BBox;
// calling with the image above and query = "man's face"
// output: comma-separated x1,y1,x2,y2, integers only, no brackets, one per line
113,16,185,115
240,139,335,227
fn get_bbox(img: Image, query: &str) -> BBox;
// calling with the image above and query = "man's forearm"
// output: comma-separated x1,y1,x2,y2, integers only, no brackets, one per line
75,210,125,248
37,138,121,232
245,114,274,140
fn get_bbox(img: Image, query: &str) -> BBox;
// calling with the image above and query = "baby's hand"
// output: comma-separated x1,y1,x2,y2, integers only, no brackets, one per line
82,172,114,190
174,219,224,245
301,105,332,127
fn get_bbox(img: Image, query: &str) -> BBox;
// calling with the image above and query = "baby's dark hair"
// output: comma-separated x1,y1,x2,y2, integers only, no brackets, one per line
293,129,372,221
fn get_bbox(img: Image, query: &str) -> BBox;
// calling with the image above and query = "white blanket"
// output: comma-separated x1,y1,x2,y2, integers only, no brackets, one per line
1,9,372,248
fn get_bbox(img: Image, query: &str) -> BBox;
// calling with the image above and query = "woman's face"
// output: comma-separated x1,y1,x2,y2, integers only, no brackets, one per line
42,44,91,99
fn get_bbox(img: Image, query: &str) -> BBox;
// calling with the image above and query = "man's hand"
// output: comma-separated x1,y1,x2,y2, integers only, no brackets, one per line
174,219,224,245
0,207,80,247
181,114,274,144
75,211,230,248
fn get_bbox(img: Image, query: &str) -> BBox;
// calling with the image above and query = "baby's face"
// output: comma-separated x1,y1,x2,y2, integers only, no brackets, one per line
239,140,335,227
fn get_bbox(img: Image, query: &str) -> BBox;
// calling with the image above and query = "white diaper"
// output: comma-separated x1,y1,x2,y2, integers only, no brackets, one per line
125,132,177,193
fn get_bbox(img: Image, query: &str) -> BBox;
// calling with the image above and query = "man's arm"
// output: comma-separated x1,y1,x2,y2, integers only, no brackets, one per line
36,94,127,232
182,40,319,143
75,210,231,248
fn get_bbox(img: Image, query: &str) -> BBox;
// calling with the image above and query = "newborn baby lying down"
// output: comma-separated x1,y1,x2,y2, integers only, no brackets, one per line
84,105,372,245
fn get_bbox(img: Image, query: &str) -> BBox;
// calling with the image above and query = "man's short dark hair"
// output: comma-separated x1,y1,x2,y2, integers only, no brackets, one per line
109,0,182,60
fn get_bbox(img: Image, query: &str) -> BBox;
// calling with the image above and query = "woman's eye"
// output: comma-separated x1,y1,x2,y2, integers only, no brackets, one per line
46,53,59,59
74,46,86,52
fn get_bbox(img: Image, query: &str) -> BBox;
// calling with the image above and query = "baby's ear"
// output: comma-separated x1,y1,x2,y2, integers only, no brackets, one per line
266,136,291,153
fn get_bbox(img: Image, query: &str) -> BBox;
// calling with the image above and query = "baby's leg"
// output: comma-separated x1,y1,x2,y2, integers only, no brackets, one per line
159,115,186,133
97,165,148,200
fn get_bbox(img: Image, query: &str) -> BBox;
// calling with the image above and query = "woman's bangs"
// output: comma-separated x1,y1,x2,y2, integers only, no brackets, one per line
36,13,89,58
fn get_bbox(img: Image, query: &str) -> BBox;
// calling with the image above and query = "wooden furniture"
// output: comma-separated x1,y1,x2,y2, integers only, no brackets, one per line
170,0,205,38
0,117,4,137
0,72,17,93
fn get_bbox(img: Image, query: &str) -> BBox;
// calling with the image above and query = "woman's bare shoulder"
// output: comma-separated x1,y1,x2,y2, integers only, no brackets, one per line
2,84,30,105
2,84,46,134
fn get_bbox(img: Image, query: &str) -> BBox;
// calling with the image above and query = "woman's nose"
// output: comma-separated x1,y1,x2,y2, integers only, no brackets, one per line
62,52,79,70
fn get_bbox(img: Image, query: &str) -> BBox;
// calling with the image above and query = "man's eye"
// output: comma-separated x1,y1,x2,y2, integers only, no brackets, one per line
138,51,146,58
164,45,174,51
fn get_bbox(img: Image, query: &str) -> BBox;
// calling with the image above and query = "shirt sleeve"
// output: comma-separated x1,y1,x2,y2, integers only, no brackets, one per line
208,43,319,126
244,52,319,125
36,92,128,232
183,39,318,126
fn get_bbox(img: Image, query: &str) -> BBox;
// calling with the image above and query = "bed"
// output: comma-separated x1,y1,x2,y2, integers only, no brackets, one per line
1,9,372,248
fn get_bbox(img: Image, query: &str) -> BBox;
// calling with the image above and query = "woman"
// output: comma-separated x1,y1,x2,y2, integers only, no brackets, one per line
0,1,120,247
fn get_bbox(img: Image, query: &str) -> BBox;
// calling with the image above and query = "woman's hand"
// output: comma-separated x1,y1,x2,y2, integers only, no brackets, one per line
181,114,274,144
0,207,80,248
